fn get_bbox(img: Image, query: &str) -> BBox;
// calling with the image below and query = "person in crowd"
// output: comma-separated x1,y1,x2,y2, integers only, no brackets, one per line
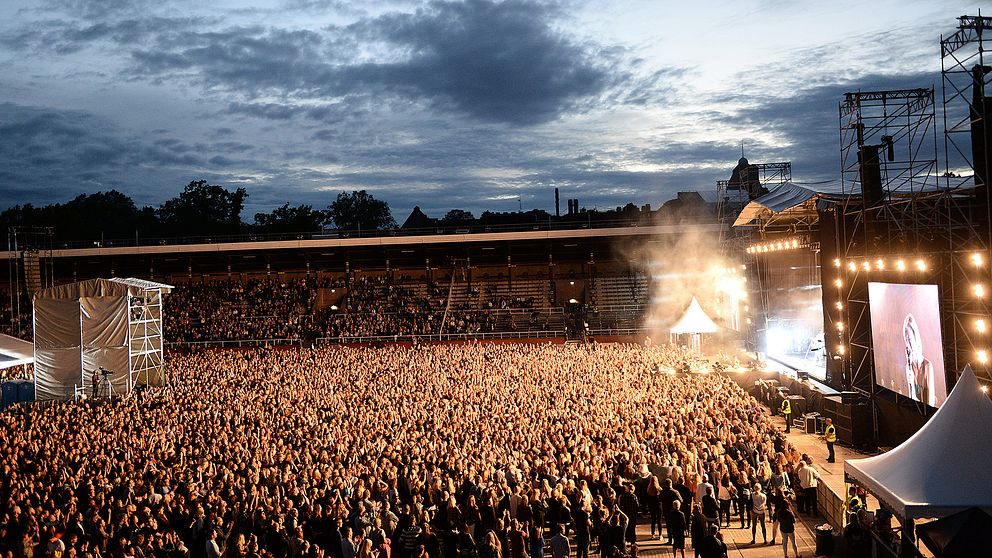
667,501,687,558
750,484,768,545
797,457,822,516
778,500,799,558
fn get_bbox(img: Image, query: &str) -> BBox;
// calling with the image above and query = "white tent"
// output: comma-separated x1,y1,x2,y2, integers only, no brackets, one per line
670,297,719,334
845,366,992,520
0,333,34,370
669,297,719,353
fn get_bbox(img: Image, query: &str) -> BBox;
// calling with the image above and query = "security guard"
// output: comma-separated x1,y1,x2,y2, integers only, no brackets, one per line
824,417,837,463
847,487,863,513
781,397,792,433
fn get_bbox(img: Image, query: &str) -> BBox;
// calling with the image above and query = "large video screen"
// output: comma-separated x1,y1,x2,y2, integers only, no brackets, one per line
868,282,947,407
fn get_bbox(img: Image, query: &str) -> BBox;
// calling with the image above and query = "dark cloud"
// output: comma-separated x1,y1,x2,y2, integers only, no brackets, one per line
718,71,940,181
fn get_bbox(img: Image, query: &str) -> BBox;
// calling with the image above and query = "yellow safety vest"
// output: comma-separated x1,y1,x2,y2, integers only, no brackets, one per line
825,424,837,442
848,495,862,510
781,399,791,415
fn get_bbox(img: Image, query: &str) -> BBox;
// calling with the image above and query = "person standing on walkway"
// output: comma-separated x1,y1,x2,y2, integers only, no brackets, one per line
797,458,822,516
781,398,792,433
824,418,837,463
778,500,799,558
749,484,768,545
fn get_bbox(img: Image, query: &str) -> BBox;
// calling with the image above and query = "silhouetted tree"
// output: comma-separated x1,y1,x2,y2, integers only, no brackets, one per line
326,190,395,231
254,203,327,233
158,180,248,237
440,209,475,225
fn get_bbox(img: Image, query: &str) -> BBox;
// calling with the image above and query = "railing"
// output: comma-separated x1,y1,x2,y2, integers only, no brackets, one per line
166,338,304,349
587,327,649,337
316,330,565,344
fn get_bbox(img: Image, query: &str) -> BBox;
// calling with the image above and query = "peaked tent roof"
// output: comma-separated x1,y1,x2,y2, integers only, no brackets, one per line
669,297,719,334
845,366,992,520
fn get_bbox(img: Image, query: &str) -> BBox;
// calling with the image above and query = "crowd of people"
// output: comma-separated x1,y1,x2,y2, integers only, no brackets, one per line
0,342,817,558
161,277,540,344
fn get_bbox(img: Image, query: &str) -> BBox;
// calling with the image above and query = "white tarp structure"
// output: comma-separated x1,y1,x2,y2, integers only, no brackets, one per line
845,366,992,520
0,333,34,369
669,297,719,353
670,297,720,334
33,278,172,401
733,181,848,227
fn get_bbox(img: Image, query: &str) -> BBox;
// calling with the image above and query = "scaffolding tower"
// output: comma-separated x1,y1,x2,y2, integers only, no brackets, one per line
833,87,942,397
941,14,992,387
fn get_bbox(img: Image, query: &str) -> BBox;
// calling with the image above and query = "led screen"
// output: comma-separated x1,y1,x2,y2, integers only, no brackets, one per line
868,282,947,407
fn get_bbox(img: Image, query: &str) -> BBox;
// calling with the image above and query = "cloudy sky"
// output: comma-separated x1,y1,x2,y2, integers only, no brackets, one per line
0,0,976,220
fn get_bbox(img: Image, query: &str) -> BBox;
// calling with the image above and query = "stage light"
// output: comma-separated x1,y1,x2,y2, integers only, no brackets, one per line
915,259,927,271
777,241,784,250
875,259,885,270
835,301,843,310
836,321,844,331
862,261,871,272
791,239,799,248
977,319,987,333
896,260,906,272
835,278,843,288
743,305,749,312
973,252,984,267
975,284,985,298
982,385,989,394
848,261,857,272
746,318,752,325
978,350,989,364
838,345,846,355
834,258,841,267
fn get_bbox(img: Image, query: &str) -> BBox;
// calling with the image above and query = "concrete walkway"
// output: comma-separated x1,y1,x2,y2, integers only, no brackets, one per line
628,410,877,557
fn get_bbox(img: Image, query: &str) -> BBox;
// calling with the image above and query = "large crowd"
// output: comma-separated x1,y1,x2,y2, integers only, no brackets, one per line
0,342,816,558
162,277,528,344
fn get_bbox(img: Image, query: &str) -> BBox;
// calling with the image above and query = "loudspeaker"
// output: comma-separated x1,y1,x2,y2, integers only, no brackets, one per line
859,145,884,206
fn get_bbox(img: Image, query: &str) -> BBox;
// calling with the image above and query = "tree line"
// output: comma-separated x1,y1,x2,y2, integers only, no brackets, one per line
0,181,396,243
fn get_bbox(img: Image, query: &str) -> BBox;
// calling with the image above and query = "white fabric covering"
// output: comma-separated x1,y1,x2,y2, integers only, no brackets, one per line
844,366,992,519
669,297,719,334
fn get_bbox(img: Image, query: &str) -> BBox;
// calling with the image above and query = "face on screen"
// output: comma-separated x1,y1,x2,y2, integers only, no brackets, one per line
868,282,947,407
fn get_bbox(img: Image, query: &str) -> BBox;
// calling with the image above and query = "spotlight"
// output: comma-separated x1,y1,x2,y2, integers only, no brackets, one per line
838,345,846,355
896,260,906,272
973,252,984,267
862,261,871,272
875,259,885,270
978,350,989,364
977,319,987,333
833,258,841,267
836,321,844,331
777,241,784,250
982,385,989,394
835,301,843,310
835,278,843,288
848,261,858,272
791,239,799,248
976,284,985,298
915,259,927,271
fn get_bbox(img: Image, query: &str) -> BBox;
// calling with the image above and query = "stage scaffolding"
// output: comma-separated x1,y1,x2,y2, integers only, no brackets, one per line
940,14,992,388
833,88,942,398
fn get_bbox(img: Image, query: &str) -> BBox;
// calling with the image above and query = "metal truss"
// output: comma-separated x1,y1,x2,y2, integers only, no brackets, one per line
941,14,992,387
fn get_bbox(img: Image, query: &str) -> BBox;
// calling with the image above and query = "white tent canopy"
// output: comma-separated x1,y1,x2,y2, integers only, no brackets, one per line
845,366,992,520
670,297,719,334
0,333,33,369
